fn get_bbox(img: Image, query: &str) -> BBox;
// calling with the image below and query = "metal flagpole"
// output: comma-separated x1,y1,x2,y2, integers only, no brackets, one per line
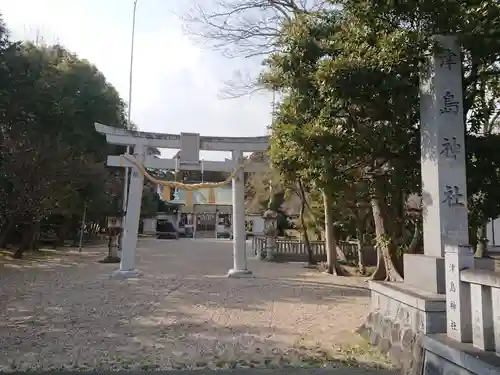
121,0,139,242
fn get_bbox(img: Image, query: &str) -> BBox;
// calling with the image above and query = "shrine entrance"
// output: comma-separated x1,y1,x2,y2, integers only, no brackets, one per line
195,212,216,238
95,123,268,279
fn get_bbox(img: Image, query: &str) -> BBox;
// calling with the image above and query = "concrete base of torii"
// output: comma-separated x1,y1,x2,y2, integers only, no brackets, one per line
227,269,254,278
109,269,141,280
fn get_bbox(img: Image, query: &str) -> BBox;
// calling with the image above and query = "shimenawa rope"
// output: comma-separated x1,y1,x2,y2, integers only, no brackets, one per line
121,154,248,191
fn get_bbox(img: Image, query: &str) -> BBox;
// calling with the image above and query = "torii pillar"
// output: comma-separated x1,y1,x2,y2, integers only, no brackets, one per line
228,149,252,277
118,144,146,278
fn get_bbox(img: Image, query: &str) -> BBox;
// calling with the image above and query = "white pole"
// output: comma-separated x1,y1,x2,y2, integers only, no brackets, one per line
78,203,87,252
121,0,139,243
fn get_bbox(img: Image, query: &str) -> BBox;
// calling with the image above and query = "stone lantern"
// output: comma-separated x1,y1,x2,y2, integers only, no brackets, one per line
262,209,278,261
100,216,123,263
107,216,123,230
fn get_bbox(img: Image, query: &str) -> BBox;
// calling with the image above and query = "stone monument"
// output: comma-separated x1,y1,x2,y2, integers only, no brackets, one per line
358,35,480,375
404,35,471,296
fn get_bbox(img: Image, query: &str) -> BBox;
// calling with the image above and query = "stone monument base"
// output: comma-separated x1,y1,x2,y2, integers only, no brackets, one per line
422,334,500,375
358,281,446,375
474,256,500,272
403,254,497,292
403,254,445,294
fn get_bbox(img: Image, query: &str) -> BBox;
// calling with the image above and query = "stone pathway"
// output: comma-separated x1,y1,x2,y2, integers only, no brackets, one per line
0,239,395,373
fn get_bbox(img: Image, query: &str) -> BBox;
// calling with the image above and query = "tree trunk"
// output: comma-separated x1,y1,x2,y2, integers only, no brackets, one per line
370,183,403,282
298,180,315,264
406,221,421,254
390,188,405,248
300,202,315,264
475,224,487,258
335,237,347,262
14,222,36,258
57,216,72,247
322,189,341,275
12,247,25,259
30,220,41,251
355,219,366,274
0,220,17,248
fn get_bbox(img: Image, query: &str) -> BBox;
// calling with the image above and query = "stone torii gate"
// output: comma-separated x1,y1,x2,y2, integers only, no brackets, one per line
95,123,269,279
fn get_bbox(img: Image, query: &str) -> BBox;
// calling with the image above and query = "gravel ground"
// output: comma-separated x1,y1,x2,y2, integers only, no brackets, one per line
0,238,394,372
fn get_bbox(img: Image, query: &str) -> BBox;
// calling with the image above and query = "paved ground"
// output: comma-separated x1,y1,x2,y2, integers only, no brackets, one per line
0,239,395,373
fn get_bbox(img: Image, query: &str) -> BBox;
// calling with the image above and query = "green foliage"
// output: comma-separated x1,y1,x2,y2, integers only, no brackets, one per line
0,15,128,249
141,184,162,218
263,0,500,267
467,134,500,226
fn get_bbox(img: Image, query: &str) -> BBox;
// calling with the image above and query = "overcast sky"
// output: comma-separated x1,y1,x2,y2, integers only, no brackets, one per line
0,0,273,159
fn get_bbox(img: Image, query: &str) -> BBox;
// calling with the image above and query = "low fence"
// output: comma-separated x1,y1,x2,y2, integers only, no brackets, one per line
460,269,500,352
251,235,376,265
252,236,327,262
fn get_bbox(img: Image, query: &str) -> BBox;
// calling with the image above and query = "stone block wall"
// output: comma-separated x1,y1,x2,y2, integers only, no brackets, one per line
357,282,446,375
358,310,423,375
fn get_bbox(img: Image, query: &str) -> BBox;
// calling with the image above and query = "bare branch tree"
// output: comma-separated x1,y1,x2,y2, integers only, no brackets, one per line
218,69,265,99
181,0,332,97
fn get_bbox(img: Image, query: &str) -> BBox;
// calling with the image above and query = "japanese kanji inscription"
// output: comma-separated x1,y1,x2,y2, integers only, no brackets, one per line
442,185,464,207
440,91,460,115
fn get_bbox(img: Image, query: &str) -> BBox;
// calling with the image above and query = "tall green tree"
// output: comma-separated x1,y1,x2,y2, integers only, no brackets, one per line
263,1,500,280
0,20,127,256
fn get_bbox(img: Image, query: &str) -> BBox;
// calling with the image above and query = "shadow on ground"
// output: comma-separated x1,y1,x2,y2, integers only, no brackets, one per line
7,369,398,375
0,239,394,373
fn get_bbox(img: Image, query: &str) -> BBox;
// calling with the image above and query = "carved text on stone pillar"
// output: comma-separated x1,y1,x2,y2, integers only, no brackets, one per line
449,281,456,292
440,91,460,115
438,48,458,70
450,320,457,331
446,248,459,338
440,137,461,160
442,185,464,207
